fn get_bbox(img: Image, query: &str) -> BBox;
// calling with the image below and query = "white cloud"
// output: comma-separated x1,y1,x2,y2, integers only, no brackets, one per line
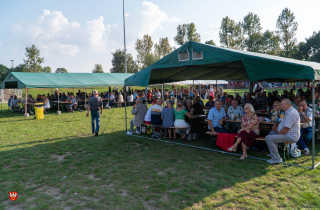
129,1,180,38
0,43,2,48
13,9,108,56
10,2,180,72
86,16,107,52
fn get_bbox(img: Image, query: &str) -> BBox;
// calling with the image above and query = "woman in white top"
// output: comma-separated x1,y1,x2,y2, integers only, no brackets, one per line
127,93,133,102
118,94,124,107
109,92,115,106
209,86,215,100
43,95,50,114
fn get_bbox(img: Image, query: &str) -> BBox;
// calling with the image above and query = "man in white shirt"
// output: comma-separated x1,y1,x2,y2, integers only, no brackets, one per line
11,95,21,112
227,99,243,131
227,99,243,118
155,90,161,99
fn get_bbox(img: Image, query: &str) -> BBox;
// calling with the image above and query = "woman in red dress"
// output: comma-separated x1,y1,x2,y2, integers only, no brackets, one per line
227,103,260,159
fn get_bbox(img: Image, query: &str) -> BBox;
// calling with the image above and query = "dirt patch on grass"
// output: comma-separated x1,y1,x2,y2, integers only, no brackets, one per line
51,152,72,162
120,189,129,196
157,171,167,176
35,185,65,199
88,174,102,180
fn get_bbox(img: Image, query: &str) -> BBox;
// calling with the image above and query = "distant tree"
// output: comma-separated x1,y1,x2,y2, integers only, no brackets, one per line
242,12,262,52
55,68,68,73
295,31,320,62
0,64,10,84
174,23,201,45
219,16,244,49
110,49,138,73
23,45,45,72
260,30,282,55
92,64,104,73
14,64,28,72
276,7,298,58
135,34,158,69
154,37,173,59
205,40,216,46
43,66,52,73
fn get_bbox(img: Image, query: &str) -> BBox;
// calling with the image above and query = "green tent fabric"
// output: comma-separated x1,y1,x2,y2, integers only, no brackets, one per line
125,41,320,86
1,72,133,89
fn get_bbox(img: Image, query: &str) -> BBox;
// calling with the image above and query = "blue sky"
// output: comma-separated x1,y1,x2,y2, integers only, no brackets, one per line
0,0,319,73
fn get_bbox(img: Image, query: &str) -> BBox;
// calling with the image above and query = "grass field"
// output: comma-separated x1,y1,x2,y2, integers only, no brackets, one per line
1,102,320,209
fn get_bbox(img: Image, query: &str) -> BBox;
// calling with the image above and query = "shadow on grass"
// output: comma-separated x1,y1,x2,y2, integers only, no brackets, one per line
0,130,274,210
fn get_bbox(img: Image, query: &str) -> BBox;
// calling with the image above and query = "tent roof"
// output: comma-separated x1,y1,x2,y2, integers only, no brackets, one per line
1,72,133,89
125,41,320,86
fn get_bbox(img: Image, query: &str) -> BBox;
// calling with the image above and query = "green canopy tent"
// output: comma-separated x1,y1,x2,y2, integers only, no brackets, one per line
125,41,320,86
1,72,134,89
124,41,320,169
1,72,133,118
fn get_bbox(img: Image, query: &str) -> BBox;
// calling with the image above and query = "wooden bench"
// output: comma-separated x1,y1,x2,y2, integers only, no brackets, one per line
140,123,189,141
255,136,293,162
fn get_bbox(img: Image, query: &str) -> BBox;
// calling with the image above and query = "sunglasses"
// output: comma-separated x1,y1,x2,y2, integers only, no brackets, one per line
273,105,279,107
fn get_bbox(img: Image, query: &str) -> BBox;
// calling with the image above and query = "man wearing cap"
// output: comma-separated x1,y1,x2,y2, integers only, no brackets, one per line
86,90,103,136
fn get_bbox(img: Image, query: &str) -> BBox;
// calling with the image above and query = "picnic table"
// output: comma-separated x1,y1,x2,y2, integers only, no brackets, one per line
255,110,269,116
203,108,210,113
52,101,71,112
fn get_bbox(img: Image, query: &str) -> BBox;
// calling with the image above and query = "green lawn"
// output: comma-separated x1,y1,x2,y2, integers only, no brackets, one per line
1,103,320,209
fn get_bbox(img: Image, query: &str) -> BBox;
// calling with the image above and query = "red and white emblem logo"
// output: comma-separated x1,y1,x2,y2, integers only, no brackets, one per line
9,192,17,201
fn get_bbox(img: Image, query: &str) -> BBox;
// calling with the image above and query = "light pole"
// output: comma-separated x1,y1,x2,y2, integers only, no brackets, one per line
10,60,14,72
123,0,127,74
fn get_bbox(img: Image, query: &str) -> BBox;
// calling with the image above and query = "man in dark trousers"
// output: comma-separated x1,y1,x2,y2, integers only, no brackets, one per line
86,90,103,136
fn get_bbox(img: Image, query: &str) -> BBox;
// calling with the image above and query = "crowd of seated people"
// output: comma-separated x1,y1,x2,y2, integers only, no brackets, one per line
126,85,320,164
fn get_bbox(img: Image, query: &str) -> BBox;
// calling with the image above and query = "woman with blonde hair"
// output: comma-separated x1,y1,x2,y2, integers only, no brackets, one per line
227,103,260,159
174,100,192,140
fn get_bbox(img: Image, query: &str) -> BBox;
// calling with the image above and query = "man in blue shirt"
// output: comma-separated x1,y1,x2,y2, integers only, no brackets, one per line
208,100,230,134
103,92,108,99
133,90,138,100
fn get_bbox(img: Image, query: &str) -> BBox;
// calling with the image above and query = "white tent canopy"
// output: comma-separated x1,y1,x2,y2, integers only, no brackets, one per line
149,80,228,86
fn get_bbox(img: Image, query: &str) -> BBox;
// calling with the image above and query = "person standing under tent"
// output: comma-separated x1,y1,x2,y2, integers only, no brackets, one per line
210,86,215,101
86,90,103,136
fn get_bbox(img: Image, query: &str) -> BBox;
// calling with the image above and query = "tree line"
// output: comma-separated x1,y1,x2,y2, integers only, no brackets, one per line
1,7,319,83
110,7,320,73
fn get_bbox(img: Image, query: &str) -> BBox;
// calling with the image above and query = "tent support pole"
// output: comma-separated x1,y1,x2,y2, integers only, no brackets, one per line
312,79,315,169
162,82,164,106
234,80,236,95
193,80,194,100
125,86,127,132
176,84,177,103
58,90,59,112
85,87,86,109
25,87,27,118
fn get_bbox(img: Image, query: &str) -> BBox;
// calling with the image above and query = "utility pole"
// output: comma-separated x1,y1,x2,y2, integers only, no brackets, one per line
123,0,127,73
